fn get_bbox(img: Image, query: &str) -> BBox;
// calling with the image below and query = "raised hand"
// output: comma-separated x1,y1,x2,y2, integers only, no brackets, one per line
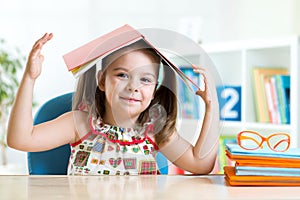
25,33,53,79
192,64,212,105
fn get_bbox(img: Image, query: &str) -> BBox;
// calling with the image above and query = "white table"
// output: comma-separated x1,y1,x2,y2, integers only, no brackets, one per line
1,175,299,199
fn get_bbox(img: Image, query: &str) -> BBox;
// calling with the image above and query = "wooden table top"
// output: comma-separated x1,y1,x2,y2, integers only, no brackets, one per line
1,174,299,200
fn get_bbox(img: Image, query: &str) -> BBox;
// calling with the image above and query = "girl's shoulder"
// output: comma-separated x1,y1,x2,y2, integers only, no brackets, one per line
59,110,89,123
67,110,90,138
70,110,90,118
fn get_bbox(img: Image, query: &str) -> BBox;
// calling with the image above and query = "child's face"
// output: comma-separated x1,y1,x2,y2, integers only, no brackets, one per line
99,50,159,120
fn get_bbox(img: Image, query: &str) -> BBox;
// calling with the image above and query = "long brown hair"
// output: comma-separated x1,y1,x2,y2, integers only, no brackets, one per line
73,40,178,145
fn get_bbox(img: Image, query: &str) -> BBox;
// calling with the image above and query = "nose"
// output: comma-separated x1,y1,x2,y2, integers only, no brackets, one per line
126,78,140,92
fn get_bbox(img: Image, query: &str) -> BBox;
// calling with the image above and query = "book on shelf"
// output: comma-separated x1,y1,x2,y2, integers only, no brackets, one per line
63,24,200,93
252,67,289,123
178,67,201,119
275,75,290,124
264,76,280,123
264,74,291,124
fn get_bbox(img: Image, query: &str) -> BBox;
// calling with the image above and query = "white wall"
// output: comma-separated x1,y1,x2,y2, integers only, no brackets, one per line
1,0,300,174
236,0,297,40
3,0,299,103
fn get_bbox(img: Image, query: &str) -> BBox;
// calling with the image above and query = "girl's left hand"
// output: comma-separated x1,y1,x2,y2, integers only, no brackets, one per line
192,65,212,105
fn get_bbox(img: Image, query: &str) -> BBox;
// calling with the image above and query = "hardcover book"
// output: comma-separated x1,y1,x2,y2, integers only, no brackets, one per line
235,166,300,176
224,166,300,186
275,75,290,124
226,143,300,159
63,24,200,92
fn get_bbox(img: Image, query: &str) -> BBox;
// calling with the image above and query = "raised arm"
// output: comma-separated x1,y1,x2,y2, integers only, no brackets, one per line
159,65,220,174
7,33,77,152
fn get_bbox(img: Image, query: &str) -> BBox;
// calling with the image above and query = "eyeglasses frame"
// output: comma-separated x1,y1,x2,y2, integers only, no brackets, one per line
237,130,290,152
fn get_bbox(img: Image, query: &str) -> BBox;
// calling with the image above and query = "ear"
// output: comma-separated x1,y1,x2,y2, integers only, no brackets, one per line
97,70,105,91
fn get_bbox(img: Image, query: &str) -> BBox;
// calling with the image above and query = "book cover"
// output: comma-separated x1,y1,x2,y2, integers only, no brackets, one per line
275,75,290,124
264,76,280,123
226,150,300,165
235,159,300,168
235,166,300,176
252,67,288,123
63,24,142,71
224,166,300,186
269,76,281,123
226,144,300,159
63,24,201,93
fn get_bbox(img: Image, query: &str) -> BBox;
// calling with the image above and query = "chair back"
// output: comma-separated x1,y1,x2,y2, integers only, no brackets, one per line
28,93,73,175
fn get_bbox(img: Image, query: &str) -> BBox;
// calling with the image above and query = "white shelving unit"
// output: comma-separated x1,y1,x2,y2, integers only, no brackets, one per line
201,36,300,148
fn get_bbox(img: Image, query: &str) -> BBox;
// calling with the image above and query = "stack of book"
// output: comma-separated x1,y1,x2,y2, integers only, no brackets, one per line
224,143,300,186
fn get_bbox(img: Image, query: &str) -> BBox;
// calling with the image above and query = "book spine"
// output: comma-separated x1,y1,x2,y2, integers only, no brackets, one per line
269,76,280,124
264,76,276,123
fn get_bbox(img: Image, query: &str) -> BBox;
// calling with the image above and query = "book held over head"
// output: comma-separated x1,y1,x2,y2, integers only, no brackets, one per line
62,24,200,92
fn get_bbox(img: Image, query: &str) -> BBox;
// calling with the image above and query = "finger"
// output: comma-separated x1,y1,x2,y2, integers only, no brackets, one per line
193,68,207,82
202,73,208,91
33,33,53,49
193,68,205,75
29,43,41,58
195,73,208,94
31,33,53,56
192,67,206,75
192,64,206,70
33,33,47,48
192,64,210,89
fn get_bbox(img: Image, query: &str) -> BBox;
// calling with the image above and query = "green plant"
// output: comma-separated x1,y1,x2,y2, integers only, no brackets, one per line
0,38,25,165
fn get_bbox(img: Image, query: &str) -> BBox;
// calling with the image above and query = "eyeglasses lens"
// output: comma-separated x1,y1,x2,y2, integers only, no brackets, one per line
239,132,263,150
268,134,290,152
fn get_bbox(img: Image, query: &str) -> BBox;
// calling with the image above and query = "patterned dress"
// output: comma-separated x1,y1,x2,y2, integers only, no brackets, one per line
67,116,159,175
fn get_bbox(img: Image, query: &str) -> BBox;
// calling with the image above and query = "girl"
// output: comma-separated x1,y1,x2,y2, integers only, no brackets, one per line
7,32,220,175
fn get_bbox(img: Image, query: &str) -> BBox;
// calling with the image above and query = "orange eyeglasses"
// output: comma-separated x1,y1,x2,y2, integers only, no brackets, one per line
237,130,290,152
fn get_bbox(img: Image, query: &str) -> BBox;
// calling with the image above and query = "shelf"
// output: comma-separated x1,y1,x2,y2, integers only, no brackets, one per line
201,36,300,148
220,121,291,132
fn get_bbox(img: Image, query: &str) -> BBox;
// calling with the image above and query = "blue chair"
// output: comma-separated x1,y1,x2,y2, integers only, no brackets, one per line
156,152,168,174
28,92,168,175
28,92,73,175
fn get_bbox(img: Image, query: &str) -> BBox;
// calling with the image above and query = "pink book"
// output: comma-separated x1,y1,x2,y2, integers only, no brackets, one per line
62,24,200,92
63,24,142,71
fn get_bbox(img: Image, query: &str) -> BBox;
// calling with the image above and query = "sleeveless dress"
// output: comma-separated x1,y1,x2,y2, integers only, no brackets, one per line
67,116,159,175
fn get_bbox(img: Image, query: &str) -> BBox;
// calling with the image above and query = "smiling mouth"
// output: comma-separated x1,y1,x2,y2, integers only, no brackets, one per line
120,97,141,103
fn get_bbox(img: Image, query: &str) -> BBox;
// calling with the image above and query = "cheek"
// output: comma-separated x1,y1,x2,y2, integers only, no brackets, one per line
142,86,156,101
105,78,122,91
105,79,127,101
